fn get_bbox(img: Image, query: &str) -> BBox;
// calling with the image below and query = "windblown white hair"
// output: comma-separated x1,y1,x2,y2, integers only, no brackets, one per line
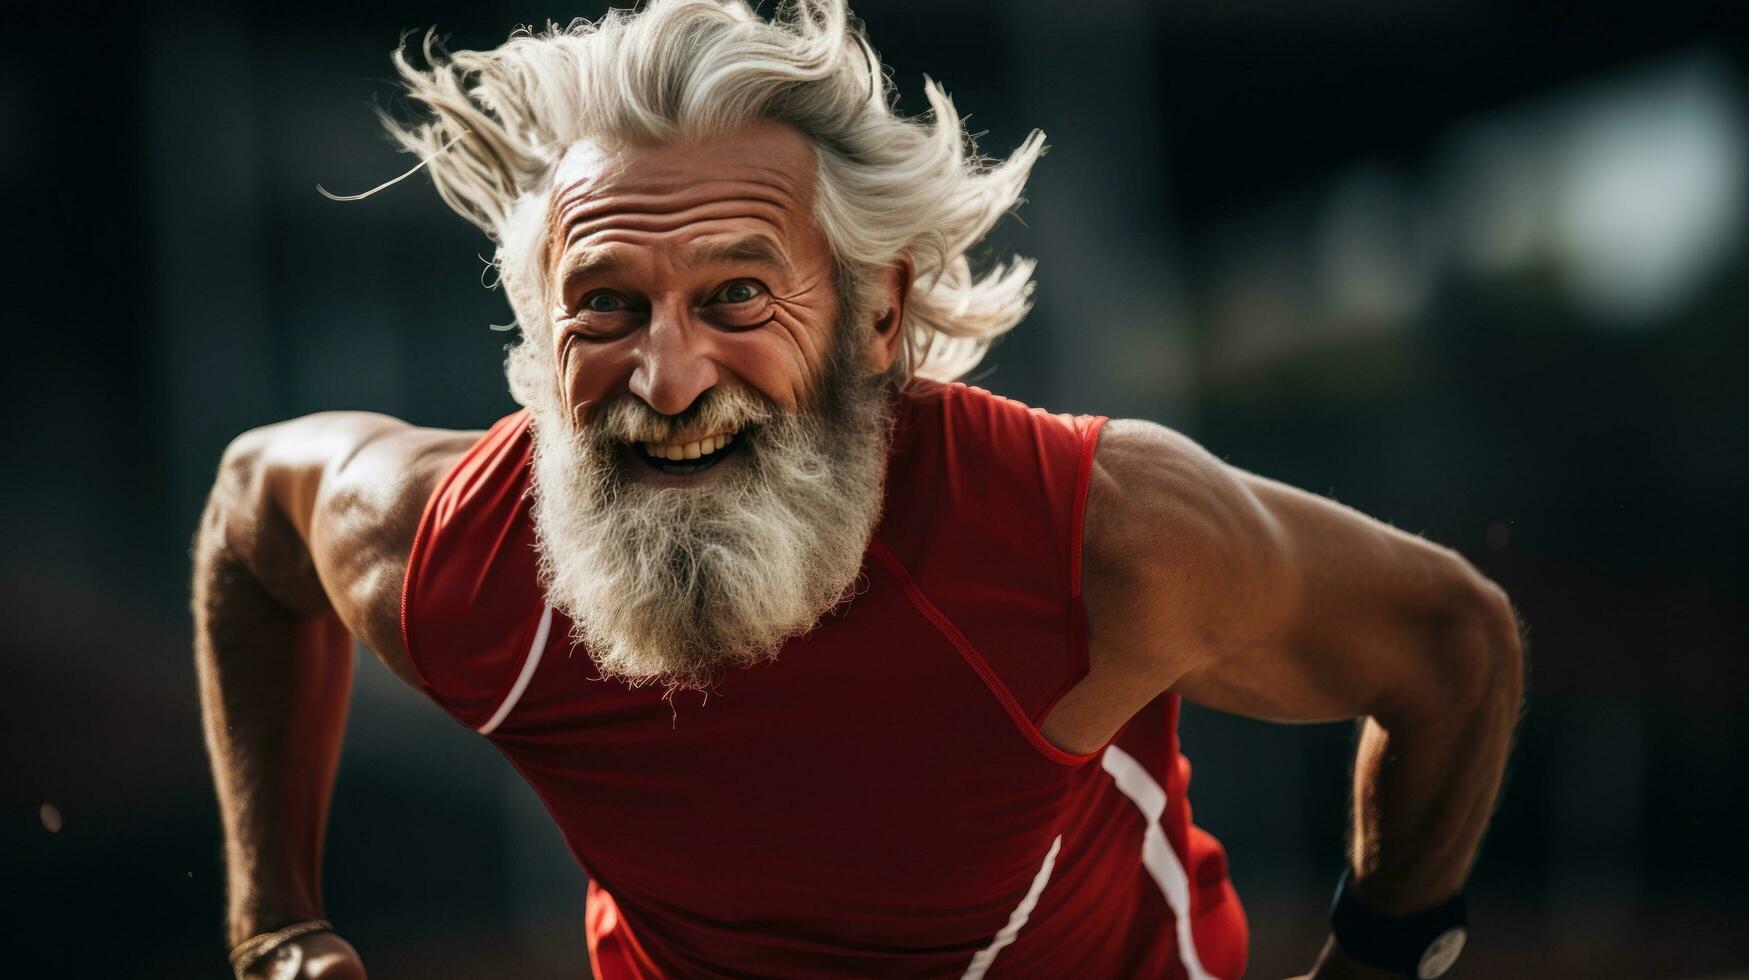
378,0,1044,386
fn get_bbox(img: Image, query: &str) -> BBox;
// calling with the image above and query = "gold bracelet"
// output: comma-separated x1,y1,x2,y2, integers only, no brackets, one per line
228,919,334,978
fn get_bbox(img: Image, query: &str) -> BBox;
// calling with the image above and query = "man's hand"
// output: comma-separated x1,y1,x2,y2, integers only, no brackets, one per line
238,932,366,980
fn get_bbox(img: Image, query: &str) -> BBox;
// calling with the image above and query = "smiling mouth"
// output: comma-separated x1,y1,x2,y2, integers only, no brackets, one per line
630,429,744,476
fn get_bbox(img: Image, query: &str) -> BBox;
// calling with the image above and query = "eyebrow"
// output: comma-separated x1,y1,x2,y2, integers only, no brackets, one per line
555,234,793,286
556,247,627,284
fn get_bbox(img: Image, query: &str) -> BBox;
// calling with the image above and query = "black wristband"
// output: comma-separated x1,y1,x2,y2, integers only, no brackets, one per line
1329,870,1468,979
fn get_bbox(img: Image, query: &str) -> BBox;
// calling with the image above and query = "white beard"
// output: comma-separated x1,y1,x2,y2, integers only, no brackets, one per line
516,329,893,694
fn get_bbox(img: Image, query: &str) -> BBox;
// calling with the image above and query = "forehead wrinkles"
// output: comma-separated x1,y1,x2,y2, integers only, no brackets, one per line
558,195,798,255
549,170,812,257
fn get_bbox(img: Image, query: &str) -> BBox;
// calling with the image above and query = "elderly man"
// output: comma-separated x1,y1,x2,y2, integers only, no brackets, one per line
194,2,1522,978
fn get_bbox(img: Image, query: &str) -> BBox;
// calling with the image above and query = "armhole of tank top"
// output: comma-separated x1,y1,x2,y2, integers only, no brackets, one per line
397,417,524,724
398,451,450,705
871,538,1101,768
1036,414,1110,729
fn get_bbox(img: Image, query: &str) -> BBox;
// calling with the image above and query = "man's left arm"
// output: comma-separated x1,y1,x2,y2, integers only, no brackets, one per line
1081,419,1524,979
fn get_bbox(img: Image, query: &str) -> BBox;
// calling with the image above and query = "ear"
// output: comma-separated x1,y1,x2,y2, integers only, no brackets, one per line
865,254,914,375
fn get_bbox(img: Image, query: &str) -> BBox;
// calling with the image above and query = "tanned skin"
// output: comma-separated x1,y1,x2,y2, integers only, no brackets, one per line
196,414,470,979
195,123,1521,979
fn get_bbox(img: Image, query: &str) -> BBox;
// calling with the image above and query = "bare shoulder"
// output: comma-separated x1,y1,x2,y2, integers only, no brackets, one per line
1038,419,1296,753
1080,418,1296,683
219,412,479,684
1082,419,1515,727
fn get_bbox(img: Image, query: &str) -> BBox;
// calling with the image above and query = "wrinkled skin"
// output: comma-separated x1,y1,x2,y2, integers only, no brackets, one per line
200,121,1520,980
544,122,898,443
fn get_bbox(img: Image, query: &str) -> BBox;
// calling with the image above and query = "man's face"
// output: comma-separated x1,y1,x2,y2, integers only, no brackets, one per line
546,121,843,479
521,122,896,693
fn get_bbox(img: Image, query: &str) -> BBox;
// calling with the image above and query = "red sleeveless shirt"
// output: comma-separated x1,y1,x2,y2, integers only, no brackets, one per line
401,380,1247,978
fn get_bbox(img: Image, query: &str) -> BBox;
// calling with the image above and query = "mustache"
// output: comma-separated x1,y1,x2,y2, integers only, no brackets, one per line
581,387,780,445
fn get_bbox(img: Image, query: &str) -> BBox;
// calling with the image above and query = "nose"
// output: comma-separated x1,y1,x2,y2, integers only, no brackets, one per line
627,306,721,417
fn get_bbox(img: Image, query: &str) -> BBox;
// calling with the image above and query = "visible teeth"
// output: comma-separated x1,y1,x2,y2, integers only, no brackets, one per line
641,430,736,463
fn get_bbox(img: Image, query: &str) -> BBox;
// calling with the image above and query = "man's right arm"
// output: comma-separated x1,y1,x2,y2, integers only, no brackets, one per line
192,412,473,977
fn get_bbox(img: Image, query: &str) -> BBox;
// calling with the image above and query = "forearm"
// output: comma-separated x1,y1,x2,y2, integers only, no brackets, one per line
1347,607,1523,915
194,522,354,948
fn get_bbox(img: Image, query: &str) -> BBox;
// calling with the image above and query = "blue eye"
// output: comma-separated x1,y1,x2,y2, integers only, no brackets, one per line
585,293,625,313
715,282,762,304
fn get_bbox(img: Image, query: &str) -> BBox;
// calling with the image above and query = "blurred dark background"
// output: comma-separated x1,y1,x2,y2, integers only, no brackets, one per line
4,0,1746,976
